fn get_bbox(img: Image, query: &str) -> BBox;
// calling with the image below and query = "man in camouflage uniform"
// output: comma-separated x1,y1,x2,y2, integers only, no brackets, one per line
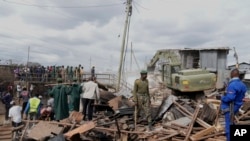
133,70,152,130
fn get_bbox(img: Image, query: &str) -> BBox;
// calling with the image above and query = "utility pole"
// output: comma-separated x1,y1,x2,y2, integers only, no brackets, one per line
130,42,133,72
117,0,132,91
26,46,30,92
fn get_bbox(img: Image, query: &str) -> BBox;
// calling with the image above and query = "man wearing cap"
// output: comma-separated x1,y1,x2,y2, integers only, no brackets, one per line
133,70,152,131
9,100,22,127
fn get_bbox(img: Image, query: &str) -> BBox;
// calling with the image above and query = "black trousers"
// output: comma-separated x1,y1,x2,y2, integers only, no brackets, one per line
5,105,10,120
81,98,94,120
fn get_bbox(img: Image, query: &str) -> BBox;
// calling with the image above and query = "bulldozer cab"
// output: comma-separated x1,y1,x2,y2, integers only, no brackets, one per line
162,64,181,87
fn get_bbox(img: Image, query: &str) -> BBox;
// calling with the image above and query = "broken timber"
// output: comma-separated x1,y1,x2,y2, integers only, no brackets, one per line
173,101,212,128
64,121,96,140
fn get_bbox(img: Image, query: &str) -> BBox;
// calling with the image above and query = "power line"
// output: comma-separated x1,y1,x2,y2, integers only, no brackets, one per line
2,0,123,9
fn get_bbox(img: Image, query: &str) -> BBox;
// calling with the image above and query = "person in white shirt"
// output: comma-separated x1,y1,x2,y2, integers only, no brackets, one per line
16,83,22,98
9,100,22,127
81,77,100,121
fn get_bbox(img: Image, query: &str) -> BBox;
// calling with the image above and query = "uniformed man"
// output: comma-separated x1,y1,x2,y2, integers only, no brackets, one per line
220,69,247,141
133,70,152,131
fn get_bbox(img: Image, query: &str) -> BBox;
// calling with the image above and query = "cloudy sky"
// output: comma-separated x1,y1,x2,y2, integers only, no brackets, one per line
0,0,250,73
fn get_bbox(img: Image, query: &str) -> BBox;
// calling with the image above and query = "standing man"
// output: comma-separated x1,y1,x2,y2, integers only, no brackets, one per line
49,78,71,121
24,94,42,120
16,82,22,99
220,69,247,141
2,90,13,122
91,66,95,78
19,87,30,115
9,100,22,127
81,77,100,121
133,70,152,131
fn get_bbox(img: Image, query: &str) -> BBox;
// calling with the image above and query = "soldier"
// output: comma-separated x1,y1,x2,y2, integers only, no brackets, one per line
133,70,152,131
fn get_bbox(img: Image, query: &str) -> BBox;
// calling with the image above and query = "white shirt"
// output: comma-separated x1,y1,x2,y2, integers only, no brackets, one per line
9,105,22,123
47,98,54,108
17,84,22,92
82,81,100,100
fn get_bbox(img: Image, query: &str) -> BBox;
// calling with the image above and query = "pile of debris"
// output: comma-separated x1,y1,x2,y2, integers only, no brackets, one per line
2,90,250,141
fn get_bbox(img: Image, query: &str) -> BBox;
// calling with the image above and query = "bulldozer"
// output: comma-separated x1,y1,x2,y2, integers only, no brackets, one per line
147,49,216,99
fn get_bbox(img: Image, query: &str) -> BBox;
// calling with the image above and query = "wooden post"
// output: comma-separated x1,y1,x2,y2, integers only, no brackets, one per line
184,105,200,141
174,101,211,128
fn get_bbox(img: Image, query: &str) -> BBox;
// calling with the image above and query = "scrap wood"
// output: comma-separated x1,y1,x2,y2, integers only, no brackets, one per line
64,121,96,139
156,132,179,141
205,138,225,141
0,126,12,140
20,120,29,141
44,82,72,86
192,131,225,141
108,96,123,111
95,126,150,134
238,110,250,120
184,105,201,141
174,101,212,128
12,124,25,131
68,111,84,124
190,126,216,141
27,121,64,140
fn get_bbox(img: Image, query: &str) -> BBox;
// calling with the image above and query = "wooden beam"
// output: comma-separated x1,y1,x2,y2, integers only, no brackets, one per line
190,126,216,141
184,105,200,141
157,132,179,141
64,121,96,139
193,131,225,141
174,101,211,128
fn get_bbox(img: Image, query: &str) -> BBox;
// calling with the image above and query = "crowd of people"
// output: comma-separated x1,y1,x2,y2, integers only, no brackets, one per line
1,75,100,127
1,64,99,132
13,64,96,83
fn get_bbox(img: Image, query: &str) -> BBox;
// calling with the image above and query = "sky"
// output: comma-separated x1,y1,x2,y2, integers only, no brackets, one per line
0,0,250,73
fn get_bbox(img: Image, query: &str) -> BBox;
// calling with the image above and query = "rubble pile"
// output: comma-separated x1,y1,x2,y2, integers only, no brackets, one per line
1,74,250,141
2,90,250,141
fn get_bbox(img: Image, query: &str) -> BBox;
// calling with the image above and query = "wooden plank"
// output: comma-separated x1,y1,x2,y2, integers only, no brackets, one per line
0,134,12,140
0,130,12,135
121,133,128,141
194,131,225,141
64,121,96,139
157,132,179,141
190,126,216,141
174,101,212,129
184,105,200,141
